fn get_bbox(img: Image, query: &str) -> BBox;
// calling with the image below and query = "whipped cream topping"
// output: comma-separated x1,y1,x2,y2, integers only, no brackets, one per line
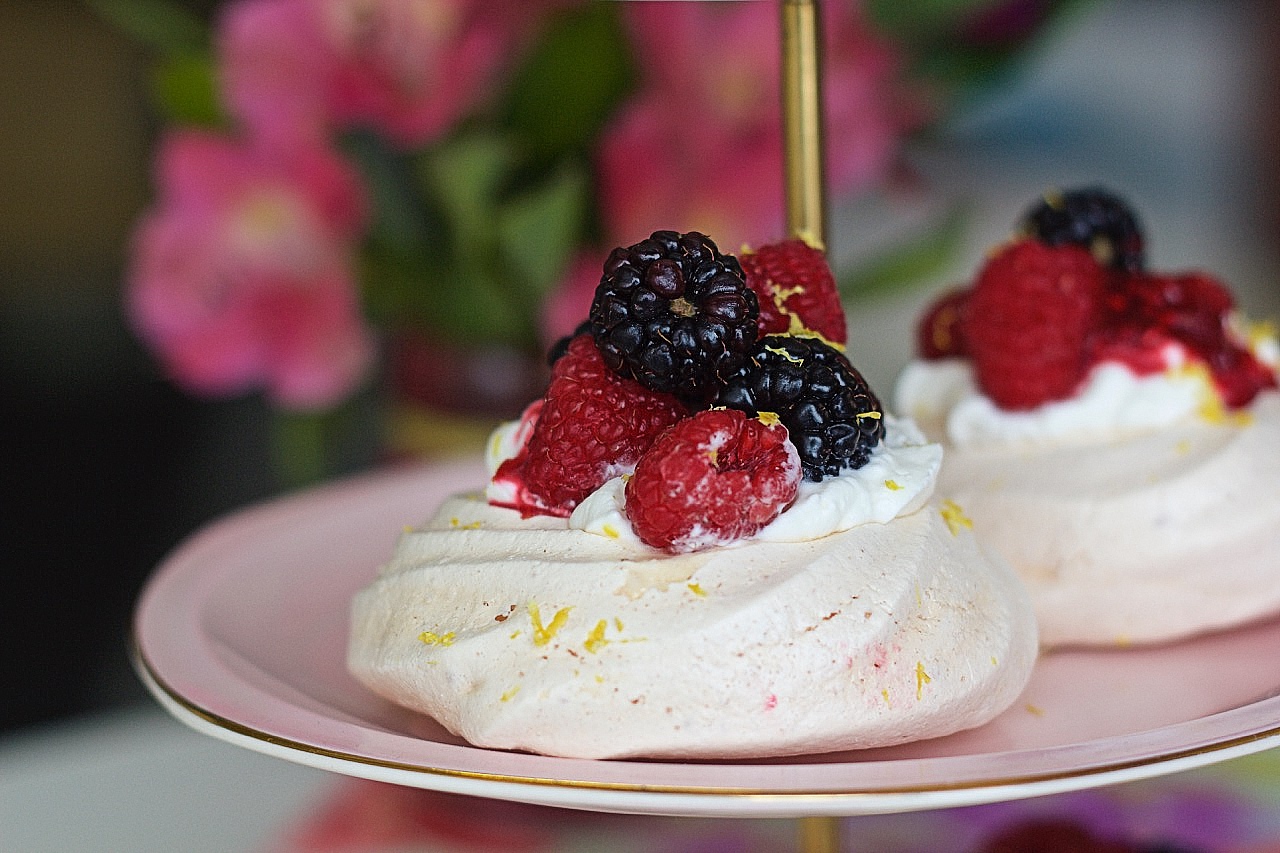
491,412,942,547
897,321,1280,450
895,353,1222,449
348,491,1038,759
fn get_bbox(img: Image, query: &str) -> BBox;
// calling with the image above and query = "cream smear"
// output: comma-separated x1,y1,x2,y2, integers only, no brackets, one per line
566,416,942,546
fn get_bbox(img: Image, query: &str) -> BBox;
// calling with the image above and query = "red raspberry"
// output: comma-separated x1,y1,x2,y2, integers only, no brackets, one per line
915,287,970,359
1094,271,1276,408
740,239,847,344
1084,317,1173,377
490,335,688,518
963,239,1106,410
1111,271,1234,348
624,409,801,553
1210,343,1278,408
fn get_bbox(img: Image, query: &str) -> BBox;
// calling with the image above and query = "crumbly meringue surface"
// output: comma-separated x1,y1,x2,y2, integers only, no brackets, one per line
348,493,1038,759
896,358,1280,647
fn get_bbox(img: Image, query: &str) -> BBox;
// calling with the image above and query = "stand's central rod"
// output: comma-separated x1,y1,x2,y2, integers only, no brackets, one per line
781,0,827,251
797,815,842,853
782,19,841,853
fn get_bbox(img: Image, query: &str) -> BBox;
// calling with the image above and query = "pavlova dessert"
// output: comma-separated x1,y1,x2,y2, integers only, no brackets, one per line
896,188,1280,648
350,231,1037,759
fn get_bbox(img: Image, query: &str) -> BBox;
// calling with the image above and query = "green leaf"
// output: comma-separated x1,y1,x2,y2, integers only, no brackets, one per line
413,132,554,347
837,206,968,301
343,131,436,255
496,163,589,301
417,130,515,261
360,243,532,348
404,131,594,347
501,3,634,162
416,257,534,346
439,267,536,347
272,408,331,487
868,0,1098,99
357,242,435,324
85,0,207,55
419,130,516,216
151,52,222,126
270,397,377,485
866,0,993,41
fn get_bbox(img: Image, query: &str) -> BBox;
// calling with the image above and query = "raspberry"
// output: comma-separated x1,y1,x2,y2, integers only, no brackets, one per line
624,408,800,552
1209,343,1278,409
490,335,688,517
964,239,1107,410
715,335,884,481
1092,271,1276,407
1020,186,1146,272
915,287,970,359
1083,317,1172,377
740,239,847,344
590,230,759,404
966,192,1275,411
1115,272,1234,351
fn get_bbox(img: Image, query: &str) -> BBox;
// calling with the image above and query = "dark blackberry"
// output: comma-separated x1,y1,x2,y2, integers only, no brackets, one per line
714,335,884,481
590,230,759,403
1020,187,1145,272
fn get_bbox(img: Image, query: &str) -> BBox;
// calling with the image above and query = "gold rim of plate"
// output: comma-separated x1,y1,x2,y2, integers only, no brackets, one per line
132,636,1280,800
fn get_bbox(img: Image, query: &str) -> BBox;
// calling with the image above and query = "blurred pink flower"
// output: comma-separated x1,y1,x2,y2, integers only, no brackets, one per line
127,129,374,409
318,0,517,146
597,95,783,251
822,4,925,195
620,3,780,136
597,1,920,249
217,0,331,149
219,0,537,150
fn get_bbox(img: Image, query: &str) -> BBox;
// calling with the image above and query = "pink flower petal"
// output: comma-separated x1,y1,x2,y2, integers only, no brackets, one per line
127,129,374,410
597,2,924,247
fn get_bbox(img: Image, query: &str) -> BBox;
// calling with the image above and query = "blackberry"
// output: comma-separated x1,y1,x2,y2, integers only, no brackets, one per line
714,335,884,481
1020,187,1145,272
590,230,759,403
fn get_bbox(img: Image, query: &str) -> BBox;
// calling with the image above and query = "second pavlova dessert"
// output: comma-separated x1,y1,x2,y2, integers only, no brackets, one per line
350,231,1037,759
897,188,1280,648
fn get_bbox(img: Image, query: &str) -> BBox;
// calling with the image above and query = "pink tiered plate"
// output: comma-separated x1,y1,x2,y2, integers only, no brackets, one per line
133,460,1280,818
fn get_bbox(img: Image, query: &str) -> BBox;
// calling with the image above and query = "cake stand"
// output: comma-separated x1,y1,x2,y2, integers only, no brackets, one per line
131,4,1280,850
133,458,1280,852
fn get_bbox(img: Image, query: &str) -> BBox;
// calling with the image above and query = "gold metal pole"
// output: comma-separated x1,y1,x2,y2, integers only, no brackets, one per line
782,2,836,845
783,3,837,844
780,0,827,251
797,815,843,853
